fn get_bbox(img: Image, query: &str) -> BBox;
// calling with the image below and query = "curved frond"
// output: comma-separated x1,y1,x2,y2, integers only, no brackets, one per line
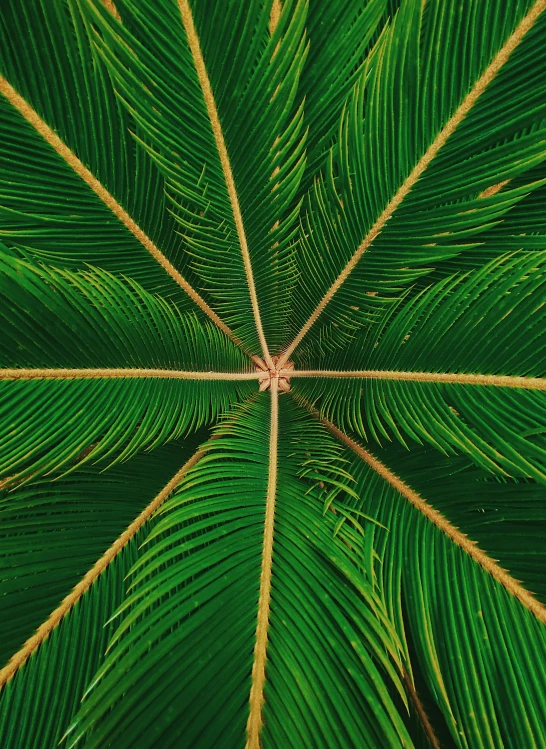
299,401,546,746
384,444,546,605
283,0,546,360
0,438,203,666
0,256,252,482
301,0,387,181
66,396,412,749
342,442,546,748
293,253,546,481
411,160,546,280
0,437,204,746
83,0,309,354
0,0,214,316
0,252,251,373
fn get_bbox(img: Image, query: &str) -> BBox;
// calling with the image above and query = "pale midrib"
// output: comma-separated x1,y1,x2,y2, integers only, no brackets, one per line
306,402,546,624
177,0,274,371
246,376,279,748
277,0,546,368
0,445,207,688
0,76,250,358
102,0,120,21
401,667,440,749
0,368,259,381
270,0,282,35
4,368,545,388
288,370,546,390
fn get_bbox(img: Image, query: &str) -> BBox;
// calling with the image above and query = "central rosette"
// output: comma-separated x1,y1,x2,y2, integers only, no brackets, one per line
257,356,294,392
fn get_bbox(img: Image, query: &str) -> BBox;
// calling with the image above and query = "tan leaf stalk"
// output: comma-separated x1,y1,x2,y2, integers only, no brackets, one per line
287,370,546,390
277,0,546,367
102,0,120,21
401,667,440,749
177,0,274,371
479,179,510,199
0,368,260,381
297,397,546,624
269,0,282,34
0,445,208,688
0,76,253,360
246,376,279,748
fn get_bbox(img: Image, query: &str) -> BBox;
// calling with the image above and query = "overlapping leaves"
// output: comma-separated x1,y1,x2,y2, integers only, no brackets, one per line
294,252,546,481
84,0,309,350
292,0,546,354
0,0,192,303
343,445,546,747
0,252,251,485
1,1,546,748
65,398,411,749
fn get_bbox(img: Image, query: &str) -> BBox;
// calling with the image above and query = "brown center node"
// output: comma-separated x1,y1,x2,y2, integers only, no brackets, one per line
257,356,294,393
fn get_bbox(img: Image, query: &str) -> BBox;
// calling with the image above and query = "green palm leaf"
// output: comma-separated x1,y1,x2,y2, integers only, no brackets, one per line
84,0,308,355
338,442,546,747
0,0,197,306
292,252,546,480
284,0,546,359
66,398,410,748
0,252,252,482
0,438,203,664
0,437,205,748
1,1,546,747
301,0,388,181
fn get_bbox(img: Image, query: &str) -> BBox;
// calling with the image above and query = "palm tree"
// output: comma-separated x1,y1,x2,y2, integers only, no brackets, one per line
1,0,546,746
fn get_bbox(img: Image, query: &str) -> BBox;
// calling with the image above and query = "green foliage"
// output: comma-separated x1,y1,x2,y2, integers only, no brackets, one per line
294,253,546,479
65,399,409,748
344,446,546,747
1,1,546,747
0,253,251,482
0,437,203,668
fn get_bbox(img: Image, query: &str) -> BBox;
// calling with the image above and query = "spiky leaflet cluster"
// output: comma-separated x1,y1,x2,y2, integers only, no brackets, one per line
1,1,546,747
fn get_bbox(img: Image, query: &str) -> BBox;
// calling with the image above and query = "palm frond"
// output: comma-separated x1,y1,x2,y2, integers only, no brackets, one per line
1,1,546,746
0,255,252,482
294,398,546,745
384,444,546,604
283,0,546,361
338,439,546,747
301,0,388,181
292,253,546,481
0,436,204,746
0,0,213,314
66,396,412,749
406,160,546,282
0,438,204,665
83,0,309,355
